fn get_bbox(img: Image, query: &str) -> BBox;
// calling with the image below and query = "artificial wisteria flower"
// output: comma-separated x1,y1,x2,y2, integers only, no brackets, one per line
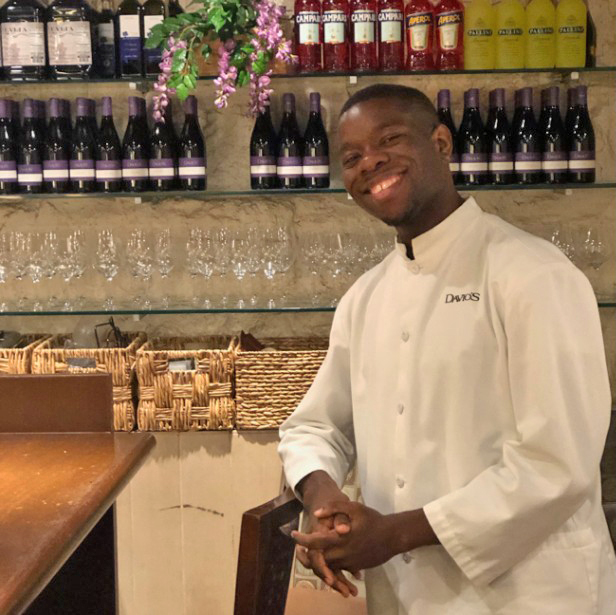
152,36,186,122
213,39,238,110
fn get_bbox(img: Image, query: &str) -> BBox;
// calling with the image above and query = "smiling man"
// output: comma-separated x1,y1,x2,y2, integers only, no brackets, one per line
278,84,616,614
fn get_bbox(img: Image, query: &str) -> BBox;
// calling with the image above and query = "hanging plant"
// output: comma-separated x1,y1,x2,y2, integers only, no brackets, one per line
145,0,296,120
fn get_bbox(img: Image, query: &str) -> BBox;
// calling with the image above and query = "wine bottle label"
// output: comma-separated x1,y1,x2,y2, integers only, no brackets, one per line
541,150,568,172
70,159,96,180
0,160,17,182
43,159,70,181
17,163,43,185
250,156,277,177
460,152,488,173
351,11,376,44
437,11,462,50
489,152,514,173
302,155,330,177
96,160,122,181
568,150,595,170
149,158,176,179
122,158,149,179
296,12,321,45
406,12,432,51
514,151,542,171
378,9,403,44
47,22,92,66
178,157,207,179
323,11,347,44
1,23,45,67
449,152,460,173
97,22,115,47
119,15,142,63
277,156,303,177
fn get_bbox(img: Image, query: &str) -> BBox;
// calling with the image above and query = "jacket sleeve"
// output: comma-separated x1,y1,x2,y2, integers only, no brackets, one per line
278,293,356,495
423,262,611,586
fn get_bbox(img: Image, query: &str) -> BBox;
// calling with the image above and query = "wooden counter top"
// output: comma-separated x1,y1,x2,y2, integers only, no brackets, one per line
0,432,155,615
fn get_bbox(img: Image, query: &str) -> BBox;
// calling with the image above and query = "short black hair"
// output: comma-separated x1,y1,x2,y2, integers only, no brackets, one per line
339,84,438,133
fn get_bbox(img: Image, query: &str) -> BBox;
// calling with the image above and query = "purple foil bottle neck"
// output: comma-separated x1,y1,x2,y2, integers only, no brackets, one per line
102,97,113,117
309,92,321,113
23,99,35,119
128,96,141,117
283,93,296,114
489,88,505,109
0,99,10,119
437,89,451,109
546,86,560,107
576,85,588,106
184,95,198,116
49,98,62,119
519,87,532,109
464,89,479,109
76,97,89,117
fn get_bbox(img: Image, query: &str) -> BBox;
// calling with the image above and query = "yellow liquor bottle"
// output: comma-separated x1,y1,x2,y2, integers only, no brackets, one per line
556,0,586,67
464,0,496,69
525,0,555,68
495,0,525,69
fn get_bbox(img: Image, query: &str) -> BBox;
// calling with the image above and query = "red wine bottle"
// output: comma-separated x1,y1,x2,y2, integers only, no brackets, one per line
458,88,487,185
250,105,278,190
0,0,46,82
96,0,117,78
71,97,98,193
294,0,322,72
437,89,460,183
322,0,349,72
539,86,567,184
34,100,47,146
350,0,377,72
277,93,304,189
564,86,576,139
377,0,404,71
178,95,207,191
59,99,73,144
18,99,44,194
567,85,595,183
122,96,150,192
46,0,94,80
143,0,166,76
44,98,71,194
0,99,18,195
513,87,541,184
117,0,144,77
149,99,178,191
303,92,330,189
96,97,123,193
486,88,513,185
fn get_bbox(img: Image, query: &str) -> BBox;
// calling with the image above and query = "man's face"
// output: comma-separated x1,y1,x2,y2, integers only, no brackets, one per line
338,98,444,228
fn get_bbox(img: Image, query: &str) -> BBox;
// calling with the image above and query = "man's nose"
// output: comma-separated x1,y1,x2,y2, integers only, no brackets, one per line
358,147,388,174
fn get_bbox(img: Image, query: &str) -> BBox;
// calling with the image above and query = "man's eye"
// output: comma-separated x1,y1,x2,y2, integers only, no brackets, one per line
343,154,360,168
382,134,402,145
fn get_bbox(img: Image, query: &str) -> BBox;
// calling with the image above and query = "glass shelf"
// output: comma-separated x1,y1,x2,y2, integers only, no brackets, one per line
0,183,613,203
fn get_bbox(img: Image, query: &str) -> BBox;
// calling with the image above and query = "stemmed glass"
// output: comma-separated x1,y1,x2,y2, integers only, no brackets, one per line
155,228,174,307
27,232,45,311
96,229,120,310
10,232,29,309
213,228,232,306
581,227,606,271
40,231,60,308
261,226,292,308
127,229,153,309
0,233,10,311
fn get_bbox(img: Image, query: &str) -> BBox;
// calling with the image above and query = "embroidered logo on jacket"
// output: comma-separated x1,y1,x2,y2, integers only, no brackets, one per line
445,292,480,303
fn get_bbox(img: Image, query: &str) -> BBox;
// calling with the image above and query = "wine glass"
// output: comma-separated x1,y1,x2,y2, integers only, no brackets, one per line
155,228,174,307
41,231,60,309
10,232,29,310
96,229,120,310
582,226,606,271
0,233,10,311
127,229,153,309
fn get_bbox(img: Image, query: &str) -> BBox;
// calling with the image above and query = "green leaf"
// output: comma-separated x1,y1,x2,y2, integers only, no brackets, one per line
171,48,188,72
237,69,250,87
168,74,184,89
176,83,189,101
183,74,197,89
200,44,212,60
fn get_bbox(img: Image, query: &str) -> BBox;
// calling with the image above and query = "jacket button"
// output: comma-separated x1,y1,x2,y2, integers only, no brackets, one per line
402,552,413,564
401,331,410,342
410,264,421,274
397,403,404,415
396,476,405,488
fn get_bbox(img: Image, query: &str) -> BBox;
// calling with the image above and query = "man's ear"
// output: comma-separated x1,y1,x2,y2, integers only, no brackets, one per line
432,123,453,160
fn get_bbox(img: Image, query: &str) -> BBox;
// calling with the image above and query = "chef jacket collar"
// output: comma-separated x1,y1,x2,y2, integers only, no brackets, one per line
394,196,481,271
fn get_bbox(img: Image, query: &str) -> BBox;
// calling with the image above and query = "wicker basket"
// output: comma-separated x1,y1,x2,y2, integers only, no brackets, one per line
0,334,51,374
31,332,146,431
136,336,238,431
235,337,329,430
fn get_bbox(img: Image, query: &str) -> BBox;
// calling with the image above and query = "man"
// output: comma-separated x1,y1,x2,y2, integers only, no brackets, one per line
278,84,616,614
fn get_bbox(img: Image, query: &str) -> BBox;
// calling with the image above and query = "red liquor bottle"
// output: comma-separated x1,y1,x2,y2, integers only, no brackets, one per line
294,0,322,72
377,0,404,71
435,0,464,70
405,0,434,70
323,0,349,72
350,0,377,72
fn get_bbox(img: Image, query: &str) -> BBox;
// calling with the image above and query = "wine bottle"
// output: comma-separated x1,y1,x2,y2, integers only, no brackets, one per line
485,88,513,185
44,98,72,194
178,95,207,191
168,0,183,17
458,88,487,185
525,0,555,69
59,99,73,144
250,105,278,190
96,0,117,78
149,99,177,191
539,86,567,184
378,0,404,72
495,0,525,69
464,0,496,70
434,0,464,70
117,0,144,77
18,99,44,194
436,89,459,183
34,100,47,146
322,0,349,72
277,93,304,189
0,100,18,195
122,96,150,192
405,0,434,70
0,0,46,82
46,0,94,80
86,99,100,144
295,0,322,73
9,101,20,143
564,86,576,137
96,97,123,193
349,0,377,72
143,0,166,76
567,84,594,183
512,87,541,184
71,97,98,193
510,89,523,144
556,0,586,68
585,3,595,67
303,93,330,189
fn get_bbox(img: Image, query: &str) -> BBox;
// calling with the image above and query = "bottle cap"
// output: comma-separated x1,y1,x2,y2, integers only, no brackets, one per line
489,88,505,109
283,93,295,113
184,95,198,115
22,99,35,119
437,89,451,109
309,92,321,112
576,85,587,106
76,97,89,117
102,96,113,117
546,86,560,107
464,89,479,109
0,99,11,119
519,87,532,108
49,98,62,119
128,96,142,117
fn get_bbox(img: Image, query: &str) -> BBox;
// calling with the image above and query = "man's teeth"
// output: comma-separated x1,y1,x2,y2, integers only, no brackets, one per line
371,175,400,194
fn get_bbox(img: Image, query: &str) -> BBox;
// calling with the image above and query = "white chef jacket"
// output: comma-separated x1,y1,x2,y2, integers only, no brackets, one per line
279,197,616,614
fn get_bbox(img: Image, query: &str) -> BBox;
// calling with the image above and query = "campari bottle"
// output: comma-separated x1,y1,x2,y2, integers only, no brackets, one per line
294,0,322,72
377,0,404,72
405,0,434,70
322,0,349,72
350,0,377,72
435,0,464,70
